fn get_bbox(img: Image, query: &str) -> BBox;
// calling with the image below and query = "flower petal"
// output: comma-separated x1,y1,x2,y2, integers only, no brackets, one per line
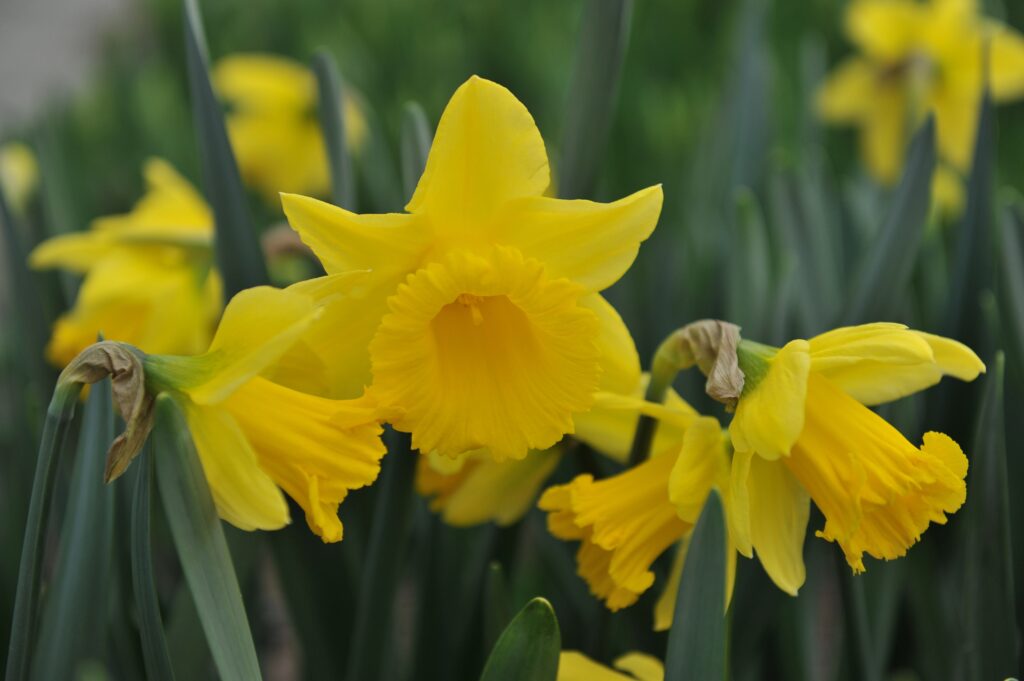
745,456,809,595
406,76,550,232
845,0,926,62
494,185,663,291
731,340,810,460
557,652,634,681
613,653,665,681
669,416,728,524
179,399,289,531
816,56,876,123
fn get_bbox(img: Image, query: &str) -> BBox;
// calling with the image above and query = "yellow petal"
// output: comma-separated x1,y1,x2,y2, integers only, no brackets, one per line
669,416,728,524
150,286,320,405
729,449,754,557
930,86,979,173
406,76,550,233
179,398,289,531
213,53,314,113
369,247,600,461
558,652,634,681
0,142,38,213
419,448,562,526
989,22,1024,101
493,185,663,291
785,374,968,572
584,293,641,395
281,193,427,277
730,340,810,460
860,81,909,185
816,57,876,123
745,456,809,595
915,331,985,380
613,653,665,681
932,164,965,216
844,0,926,62
223,377,385,542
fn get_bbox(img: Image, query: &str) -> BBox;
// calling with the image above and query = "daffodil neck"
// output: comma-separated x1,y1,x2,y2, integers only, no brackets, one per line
735,340,776,397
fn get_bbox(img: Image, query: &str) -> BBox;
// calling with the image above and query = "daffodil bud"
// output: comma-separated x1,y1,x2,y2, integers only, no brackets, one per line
59,341,155,482
652,320,744,408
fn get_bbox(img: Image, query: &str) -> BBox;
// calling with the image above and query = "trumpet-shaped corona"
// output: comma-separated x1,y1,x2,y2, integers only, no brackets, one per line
558,651,664,681
279,75,663,460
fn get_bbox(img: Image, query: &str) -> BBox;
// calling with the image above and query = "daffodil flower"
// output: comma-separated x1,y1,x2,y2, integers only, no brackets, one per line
558,651,663,681
29,159,221,366
817,0,1024,212
279,76,663,461
143,285,385,542
0,141,39,215
729,323,983,577
213,53,368,201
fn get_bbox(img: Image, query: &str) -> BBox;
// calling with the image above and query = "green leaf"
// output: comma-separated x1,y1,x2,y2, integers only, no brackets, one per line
844,115,936,324
130,444,176,681
182,0,268,298
4,381,81,681
345,429,417,681
33,378,116,680
557,0,633,199
152,395,261,681
664,490,727,681
727,188,773,338
399,102,433,200
946,90,995,342
963,353,1018,680
996,204,1024,371
478,597,560,681
484,561,510,654
312,49,356,210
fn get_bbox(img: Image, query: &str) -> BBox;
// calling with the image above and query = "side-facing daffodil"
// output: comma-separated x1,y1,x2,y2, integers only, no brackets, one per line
213,53,368,201
728,322,983,576
279,75,663,462
142,285,385,542
29,159,221,366
558,651,663,681
0,141,39,215
817,0,1024,212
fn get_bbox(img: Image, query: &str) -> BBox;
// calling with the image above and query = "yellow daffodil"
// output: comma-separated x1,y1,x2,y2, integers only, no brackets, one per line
729,323,983,576
817,0,1024,211
539,415,737,622
278,75,663,462
0,141,39,215
29,159,221,366
144,285,385,542
214,53,368,201
558,651,663,681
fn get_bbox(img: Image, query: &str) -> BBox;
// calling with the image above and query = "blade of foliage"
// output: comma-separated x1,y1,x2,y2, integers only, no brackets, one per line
131,444,176,681
345,430,417,681
182,0,268,297
997,204,1024,371
484,561,510,654
840,570,881,681
727,188,773,338
946,91,994,342
34,378,115,679
400,101,432,199
665,490,727,681
152,395,261,681
4,381,81,681
557,0,633,199
478,597,560,681
963,353,1018,680
844,116,936,324
312,49,356,210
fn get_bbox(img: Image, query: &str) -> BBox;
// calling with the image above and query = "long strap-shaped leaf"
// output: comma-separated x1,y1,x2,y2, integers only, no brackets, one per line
312,50,356,211
33,378,115,679
182,0,268,298
844,115,936,324
152,395,262,681
963,353,1018,680
478,598,561,681
400,102,432,199
4,382,80,681
664,490,727,681
558,0,633,199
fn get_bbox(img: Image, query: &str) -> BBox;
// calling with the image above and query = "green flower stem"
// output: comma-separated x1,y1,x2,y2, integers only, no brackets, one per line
5,380,83,681
627,334,685,466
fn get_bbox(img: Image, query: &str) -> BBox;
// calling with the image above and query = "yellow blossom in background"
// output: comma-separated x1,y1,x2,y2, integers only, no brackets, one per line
729,323,984,576
214,53,368,201
279,76,663,462
817,0,1024,211
144,285,385,542
558,651,664,681
29,159,221,366
0,141,39,215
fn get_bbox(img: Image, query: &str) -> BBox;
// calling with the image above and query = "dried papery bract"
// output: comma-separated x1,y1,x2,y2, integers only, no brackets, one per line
653,320,744,408
60,340,155,482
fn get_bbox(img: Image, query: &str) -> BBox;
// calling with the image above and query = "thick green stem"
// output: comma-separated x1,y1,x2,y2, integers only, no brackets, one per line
5,381,82,681
626,355,677,466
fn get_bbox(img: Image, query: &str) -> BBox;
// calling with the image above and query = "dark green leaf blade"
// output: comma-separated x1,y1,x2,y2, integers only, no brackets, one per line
33,378,116,680
311,49,355,210
399,102,433,200
996,204,1024,371
479,597,561,681
182,0,268,298
557,0,633,199
963,353,1018,680
844,115,936,324
152,395,261,681
664,490,727,681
